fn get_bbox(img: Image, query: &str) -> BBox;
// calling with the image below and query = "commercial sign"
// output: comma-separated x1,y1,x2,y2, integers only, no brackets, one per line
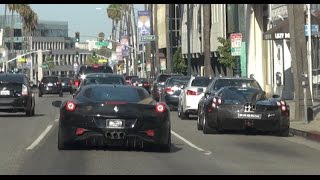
138,11,151,43
230,33,242,56
160,58,166,70
121,36,129,56
116,45,123,61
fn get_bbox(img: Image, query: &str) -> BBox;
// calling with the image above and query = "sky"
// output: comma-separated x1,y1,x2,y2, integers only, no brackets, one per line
0,4,145,40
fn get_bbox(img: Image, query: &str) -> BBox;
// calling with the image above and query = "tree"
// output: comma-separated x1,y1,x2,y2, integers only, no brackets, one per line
203,4,212,76
43,56,55,76
173,47,187,74
85,55,99,65
98,32,105,42
216,37,236,69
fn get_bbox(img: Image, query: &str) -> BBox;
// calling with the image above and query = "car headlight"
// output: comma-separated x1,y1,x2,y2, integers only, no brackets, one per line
80,74,86,79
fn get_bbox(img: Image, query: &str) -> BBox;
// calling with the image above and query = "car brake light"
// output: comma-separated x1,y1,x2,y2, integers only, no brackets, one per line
22,84,28,96
76,128,85,136
186,90,197,96
155,103,166,113
74,80,80,87
165,87,174,94
212,97,223,108
277,100,289,116
145,129,155,137
65,101,76,112
93,64,99,68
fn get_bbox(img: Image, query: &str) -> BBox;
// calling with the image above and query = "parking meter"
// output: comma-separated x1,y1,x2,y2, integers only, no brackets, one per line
276,72,282,86
301,74,309,88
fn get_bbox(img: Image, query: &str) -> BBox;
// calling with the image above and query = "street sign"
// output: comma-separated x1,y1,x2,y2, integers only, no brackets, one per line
98,59,108,63
230,33,242,56
141,35,157,42
304,25,319,36
41,64,48,69
95,41,109,46
18,57,27,63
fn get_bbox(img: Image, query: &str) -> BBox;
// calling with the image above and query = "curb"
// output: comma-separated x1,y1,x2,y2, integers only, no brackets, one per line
290,128,320,143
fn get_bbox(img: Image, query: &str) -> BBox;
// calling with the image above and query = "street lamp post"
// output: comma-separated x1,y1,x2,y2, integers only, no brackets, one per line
187,4,191,76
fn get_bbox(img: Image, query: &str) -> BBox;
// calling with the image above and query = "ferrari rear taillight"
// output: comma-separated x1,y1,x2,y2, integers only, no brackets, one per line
155,103,166,113
212,97,223,108
65,101,76,112
74,80,80,87
22,84,28,96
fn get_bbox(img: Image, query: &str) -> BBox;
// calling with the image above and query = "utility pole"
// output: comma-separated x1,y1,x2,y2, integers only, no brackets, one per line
287,4,313,122
187,4,191,76
307,4,313,101
154,4,160,77
166,4,172,74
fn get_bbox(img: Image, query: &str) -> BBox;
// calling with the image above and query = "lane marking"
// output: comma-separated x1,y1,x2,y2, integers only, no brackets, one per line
54,119,59,122
26,124,53,150
171,130,212,155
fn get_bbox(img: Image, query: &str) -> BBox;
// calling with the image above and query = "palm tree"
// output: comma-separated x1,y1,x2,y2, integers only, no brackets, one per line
203,4,212,76
98,32,105,42
7,4,20,51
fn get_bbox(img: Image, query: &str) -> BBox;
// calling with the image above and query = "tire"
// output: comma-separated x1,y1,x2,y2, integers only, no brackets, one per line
180,106,189,120
31,106,35,116
70,90,73,95
197,112,203,131
59,91,63,97
58,126,72,150
38,91,42,97
25,101,33,117
277,128,289,137
156,131,171,152
203,115,218,134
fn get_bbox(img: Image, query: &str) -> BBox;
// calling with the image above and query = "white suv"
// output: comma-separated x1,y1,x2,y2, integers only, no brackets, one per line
178,76,213,119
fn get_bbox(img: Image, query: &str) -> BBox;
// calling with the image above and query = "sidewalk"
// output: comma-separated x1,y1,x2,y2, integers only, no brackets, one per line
287,100,320,143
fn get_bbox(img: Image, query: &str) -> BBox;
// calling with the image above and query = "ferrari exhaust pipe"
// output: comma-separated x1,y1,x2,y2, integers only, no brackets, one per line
119,132,125,138
106,132,112,138
113,132,118,139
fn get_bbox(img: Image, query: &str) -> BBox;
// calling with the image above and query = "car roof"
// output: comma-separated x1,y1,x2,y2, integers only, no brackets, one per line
81,84,142,90
0,73,25,83
86,73,122,78
215,77,255,81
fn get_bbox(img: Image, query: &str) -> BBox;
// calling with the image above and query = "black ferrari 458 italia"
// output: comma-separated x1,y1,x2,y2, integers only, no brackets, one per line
197,86,290,136
52,84,171,152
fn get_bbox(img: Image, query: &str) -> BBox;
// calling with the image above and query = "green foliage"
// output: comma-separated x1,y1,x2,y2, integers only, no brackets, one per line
85,55,99,65
106,4,124,22
216,37,236,69
96,47,112,58
173,47,187,74
43,56,55,70
98,32,105,42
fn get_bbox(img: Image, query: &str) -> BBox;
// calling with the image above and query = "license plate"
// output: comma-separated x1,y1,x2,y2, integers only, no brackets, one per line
106,119,124,129
238,113,262,119
48,83,53,86
0,90,10,96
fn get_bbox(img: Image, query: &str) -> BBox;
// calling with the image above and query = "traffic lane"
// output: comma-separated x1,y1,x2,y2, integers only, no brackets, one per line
0,92,70,174
171,112,320,174
16,124,229,175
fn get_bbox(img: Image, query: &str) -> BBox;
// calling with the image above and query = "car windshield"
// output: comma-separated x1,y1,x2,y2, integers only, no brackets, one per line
157,75,171,82
219,87,266,104
80,66,113,74
167,77,190,86
84,77,125,85
191,78,212,87
214,79,261,90
42,77,58,83
82,86,140,103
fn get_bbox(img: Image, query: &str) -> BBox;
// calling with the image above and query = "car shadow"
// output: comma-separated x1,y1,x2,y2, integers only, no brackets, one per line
213,130,294,137
0,113,45,118
67,143,182,153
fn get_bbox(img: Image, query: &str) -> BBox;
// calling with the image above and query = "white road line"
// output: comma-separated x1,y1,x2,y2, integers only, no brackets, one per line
54,119,59,122
171,130,212,155
26,124,53,150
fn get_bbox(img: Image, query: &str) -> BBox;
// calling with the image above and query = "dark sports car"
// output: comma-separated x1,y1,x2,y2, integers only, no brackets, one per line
52,84,171,152
197,86,290,136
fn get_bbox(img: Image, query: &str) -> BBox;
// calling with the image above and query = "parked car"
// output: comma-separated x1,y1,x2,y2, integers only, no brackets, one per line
0,73,35,116
160,76,190,110
178,76,212,119
197,86,289,136
38,76,63,97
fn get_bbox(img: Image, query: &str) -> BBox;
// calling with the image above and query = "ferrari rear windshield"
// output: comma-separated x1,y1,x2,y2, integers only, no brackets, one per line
219,87,266,103
84,77,125,85
82,86,141,103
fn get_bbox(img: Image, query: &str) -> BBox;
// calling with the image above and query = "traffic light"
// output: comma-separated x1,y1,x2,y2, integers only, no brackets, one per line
92,51,96,58
76,51,79,58
75,32,80,42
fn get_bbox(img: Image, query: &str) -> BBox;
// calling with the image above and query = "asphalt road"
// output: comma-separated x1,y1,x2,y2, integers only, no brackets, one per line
1,91,320,174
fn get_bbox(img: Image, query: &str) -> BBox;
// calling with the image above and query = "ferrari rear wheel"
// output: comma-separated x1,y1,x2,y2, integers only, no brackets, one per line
58,127,72,150
38,91,42,97
59,91,63,97
157,131,171,152
197,113,203,130
203,115,218,134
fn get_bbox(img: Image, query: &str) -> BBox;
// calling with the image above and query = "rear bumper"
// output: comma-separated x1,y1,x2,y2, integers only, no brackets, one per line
184,95,203,111
164,95,179,106
0,97,29,112
206,109,290,132
39,87,61,94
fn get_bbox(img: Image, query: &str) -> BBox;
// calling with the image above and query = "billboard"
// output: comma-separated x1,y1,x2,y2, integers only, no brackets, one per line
138,11,151,38
121,36,129,56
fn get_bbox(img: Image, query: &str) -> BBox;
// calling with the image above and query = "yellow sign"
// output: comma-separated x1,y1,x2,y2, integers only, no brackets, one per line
98,59,108,63
18,58,27,63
